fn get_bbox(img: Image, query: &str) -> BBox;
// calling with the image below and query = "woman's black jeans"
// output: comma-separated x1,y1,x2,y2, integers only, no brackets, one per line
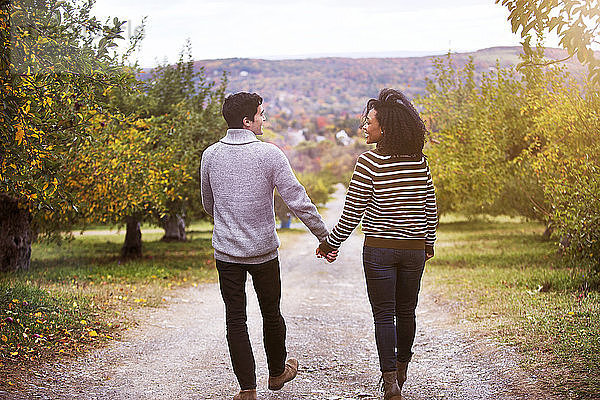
216,257,287,390
362,246,426,372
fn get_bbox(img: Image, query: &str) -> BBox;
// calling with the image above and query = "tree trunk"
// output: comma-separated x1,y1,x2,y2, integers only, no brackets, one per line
121,217,142,258
161,214,186,242
0,195,32,272
542,224,554,241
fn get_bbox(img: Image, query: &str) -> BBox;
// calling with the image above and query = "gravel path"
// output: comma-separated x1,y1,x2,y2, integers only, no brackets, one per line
5,185,558,400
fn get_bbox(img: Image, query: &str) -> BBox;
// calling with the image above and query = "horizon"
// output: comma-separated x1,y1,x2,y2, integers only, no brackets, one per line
138,45,568,67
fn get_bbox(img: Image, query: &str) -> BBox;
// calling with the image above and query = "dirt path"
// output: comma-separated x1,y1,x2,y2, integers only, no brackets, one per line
7,185,558,400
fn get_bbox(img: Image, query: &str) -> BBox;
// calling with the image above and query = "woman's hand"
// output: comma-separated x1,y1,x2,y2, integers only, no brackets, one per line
425,245,434,261
316,247,339,263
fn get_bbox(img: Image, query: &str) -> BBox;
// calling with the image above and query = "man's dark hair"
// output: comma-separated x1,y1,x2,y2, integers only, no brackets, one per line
222,92,263,129
364,88,427,157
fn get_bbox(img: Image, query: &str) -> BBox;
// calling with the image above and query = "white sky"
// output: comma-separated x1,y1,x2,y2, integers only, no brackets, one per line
92,0,561,68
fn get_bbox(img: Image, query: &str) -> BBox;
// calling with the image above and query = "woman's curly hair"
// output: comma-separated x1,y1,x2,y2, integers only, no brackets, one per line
364,88,427,157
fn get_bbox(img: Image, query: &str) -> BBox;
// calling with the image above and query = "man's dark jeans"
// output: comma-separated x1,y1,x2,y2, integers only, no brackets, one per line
362,246,426,372
216,257,287,390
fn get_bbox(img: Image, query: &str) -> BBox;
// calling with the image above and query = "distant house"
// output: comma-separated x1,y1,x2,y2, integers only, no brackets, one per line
335,130,354,146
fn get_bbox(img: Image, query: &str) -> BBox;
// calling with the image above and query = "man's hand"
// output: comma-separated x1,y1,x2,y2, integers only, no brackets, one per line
316,247,338,263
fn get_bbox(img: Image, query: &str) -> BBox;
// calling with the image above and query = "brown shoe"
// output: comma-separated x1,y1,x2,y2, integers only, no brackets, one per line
268,358,299,390
381,371,403,400
233,389,257,400
396,361,409,392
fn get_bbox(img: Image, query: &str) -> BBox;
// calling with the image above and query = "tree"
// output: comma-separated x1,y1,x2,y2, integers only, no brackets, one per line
524,77,600,270
66,113,193,257
0,0,140,271
417,53,551,220
118,42,227,242
65,42,227,256
419,51,600,270
497,0,600,84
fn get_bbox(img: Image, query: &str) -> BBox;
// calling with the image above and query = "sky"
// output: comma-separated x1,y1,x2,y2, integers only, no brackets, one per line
92,0,562,68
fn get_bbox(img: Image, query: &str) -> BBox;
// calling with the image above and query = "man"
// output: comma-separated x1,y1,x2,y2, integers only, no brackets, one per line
200,92,331,400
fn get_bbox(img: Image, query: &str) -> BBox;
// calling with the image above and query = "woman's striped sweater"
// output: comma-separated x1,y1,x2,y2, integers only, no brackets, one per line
321,150,438,252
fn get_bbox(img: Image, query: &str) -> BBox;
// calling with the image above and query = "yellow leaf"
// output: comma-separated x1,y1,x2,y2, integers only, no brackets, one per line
88,330,98,337
80,320,87,325
1,335,7,342
10,352,18,356
15,125,24,145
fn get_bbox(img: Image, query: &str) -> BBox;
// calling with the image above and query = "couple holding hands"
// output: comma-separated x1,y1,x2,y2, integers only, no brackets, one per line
200,88,437,400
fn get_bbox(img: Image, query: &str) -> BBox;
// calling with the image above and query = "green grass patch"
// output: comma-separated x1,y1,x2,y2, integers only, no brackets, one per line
0,221,216,389
424,216,600,399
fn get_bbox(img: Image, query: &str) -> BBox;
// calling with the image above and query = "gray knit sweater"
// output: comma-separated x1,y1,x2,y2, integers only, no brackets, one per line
200,129,329,264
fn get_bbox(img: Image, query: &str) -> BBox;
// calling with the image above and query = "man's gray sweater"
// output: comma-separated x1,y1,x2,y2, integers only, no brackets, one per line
200,129,329,264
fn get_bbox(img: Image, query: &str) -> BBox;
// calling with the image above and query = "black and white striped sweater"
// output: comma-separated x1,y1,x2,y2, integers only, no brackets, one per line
321,150,437,252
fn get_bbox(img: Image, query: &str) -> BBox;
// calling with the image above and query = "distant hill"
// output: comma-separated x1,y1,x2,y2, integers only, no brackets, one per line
142,46,588,119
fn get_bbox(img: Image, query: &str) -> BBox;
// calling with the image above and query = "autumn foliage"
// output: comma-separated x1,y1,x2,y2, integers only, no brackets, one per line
66,114,193,226
0,0,137,213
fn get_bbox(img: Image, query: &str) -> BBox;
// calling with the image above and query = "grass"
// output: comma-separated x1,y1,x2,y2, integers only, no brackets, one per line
423,216,600,400
0,221,216,389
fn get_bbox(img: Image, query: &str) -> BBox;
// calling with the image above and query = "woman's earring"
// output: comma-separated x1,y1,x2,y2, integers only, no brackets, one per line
381,130,384,136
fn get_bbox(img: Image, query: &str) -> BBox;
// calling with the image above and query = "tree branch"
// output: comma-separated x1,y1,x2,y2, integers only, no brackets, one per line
519,53,575,68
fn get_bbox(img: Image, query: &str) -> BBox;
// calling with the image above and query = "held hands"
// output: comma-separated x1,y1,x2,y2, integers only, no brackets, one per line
315,247,338,263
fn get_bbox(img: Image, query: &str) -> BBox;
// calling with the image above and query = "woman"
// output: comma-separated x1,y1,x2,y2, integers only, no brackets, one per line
317,88,437,400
